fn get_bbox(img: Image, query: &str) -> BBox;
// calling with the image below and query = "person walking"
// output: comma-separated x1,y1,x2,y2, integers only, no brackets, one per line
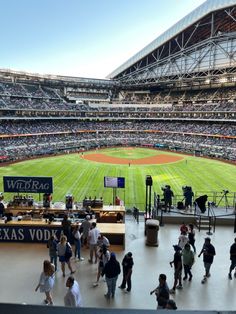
150,273,170,309
178,231,189,250
80,215,91,247
35,260,55,305
188,224,196,253
72,224,84,261
97,234,110,248
102,252,121,299
61,214,72,243
93,244,110,287
64,276,82,307
169,245,183,294
198,237,216,283
228,238,236,280
47,235,58,271
57,235,75,277
119,252,134,293
88,222,100,263
182,243,194,281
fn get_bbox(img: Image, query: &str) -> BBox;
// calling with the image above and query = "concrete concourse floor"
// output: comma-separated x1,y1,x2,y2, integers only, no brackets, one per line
0,215,236,311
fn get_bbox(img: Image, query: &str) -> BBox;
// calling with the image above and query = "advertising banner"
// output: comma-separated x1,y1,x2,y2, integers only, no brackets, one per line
3,176,53,194
0,225,62,243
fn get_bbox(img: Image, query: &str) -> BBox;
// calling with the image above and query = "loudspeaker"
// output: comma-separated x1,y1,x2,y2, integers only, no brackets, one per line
146,175,153,186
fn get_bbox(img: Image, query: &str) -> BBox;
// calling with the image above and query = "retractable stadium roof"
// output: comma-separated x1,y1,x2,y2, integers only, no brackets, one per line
108,0,236,79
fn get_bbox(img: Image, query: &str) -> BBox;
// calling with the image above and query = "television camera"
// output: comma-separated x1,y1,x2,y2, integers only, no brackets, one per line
182,186,192,193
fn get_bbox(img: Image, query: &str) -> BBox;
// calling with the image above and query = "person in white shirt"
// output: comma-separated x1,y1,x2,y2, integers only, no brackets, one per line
97,234,110,248
64,276,82,307
88,222,100,263
178,231,189,249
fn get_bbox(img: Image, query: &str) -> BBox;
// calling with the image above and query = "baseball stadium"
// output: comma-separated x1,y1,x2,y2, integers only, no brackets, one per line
0,0,236,313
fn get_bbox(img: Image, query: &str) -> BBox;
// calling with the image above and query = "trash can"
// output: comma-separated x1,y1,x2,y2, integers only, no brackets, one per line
146,219,159,246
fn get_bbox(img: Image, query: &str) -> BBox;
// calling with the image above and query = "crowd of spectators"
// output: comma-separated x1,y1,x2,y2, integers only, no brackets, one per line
0,81,235,162
0,81,235,116
0,120,235,137
0,124,235,162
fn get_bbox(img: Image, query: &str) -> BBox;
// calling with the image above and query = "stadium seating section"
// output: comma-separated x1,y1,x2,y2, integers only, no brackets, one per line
0,80,235,162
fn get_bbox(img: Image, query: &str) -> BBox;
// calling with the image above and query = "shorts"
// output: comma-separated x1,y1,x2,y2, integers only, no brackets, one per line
59,255,66,263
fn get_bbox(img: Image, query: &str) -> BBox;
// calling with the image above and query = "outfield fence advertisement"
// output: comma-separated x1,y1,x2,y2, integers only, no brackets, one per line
3,176,53,194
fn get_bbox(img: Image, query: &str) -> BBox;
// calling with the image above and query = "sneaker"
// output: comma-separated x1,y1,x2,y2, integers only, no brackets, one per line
183,276,187,281
169,289,175,294
201,276,207,284
125,289,131,293
176,285,183,289
228,273,232,280
93,282,99,287
104,293,110,299
70,271,76,274
118,286,125,289
189,275,193,281
206,273,211,278
80,257,84,261
44,299,49,304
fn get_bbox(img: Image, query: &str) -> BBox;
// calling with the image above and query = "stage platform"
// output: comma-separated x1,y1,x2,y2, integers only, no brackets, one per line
152,206,236,227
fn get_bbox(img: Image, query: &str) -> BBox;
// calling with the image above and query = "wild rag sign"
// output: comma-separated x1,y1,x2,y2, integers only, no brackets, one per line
3,176,53,194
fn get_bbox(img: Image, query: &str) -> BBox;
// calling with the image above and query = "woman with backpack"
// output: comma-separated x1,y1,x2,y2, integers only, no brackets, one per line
57,235,75,277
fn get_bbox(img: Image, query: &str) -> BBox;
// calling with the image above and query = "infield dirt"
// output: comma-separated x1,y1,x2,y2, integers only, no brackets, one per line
83,153,183,165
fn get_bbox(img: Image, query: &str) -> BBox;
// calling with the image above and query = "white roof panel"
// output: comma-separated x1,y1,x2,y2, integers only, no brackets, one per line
108,0,236,78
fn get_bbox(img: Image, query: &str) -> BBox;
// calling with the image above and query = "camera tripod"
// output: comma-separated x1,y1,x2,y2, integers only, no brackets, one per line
216,190,229,211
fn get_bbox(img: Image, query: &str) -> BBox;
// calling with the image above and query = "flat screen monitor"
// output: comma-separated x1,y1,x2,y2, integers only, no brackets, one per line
104,176,125,188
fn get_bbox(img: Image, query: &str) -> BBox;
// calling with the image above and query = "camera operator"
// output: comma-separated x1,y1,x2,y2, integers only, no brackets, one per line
183,186,194,211
162,185,174,213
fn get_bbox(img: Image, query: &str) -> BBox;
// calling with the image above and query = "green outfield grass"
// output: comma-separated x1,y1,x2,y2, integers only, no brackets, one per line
0,147,235,209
